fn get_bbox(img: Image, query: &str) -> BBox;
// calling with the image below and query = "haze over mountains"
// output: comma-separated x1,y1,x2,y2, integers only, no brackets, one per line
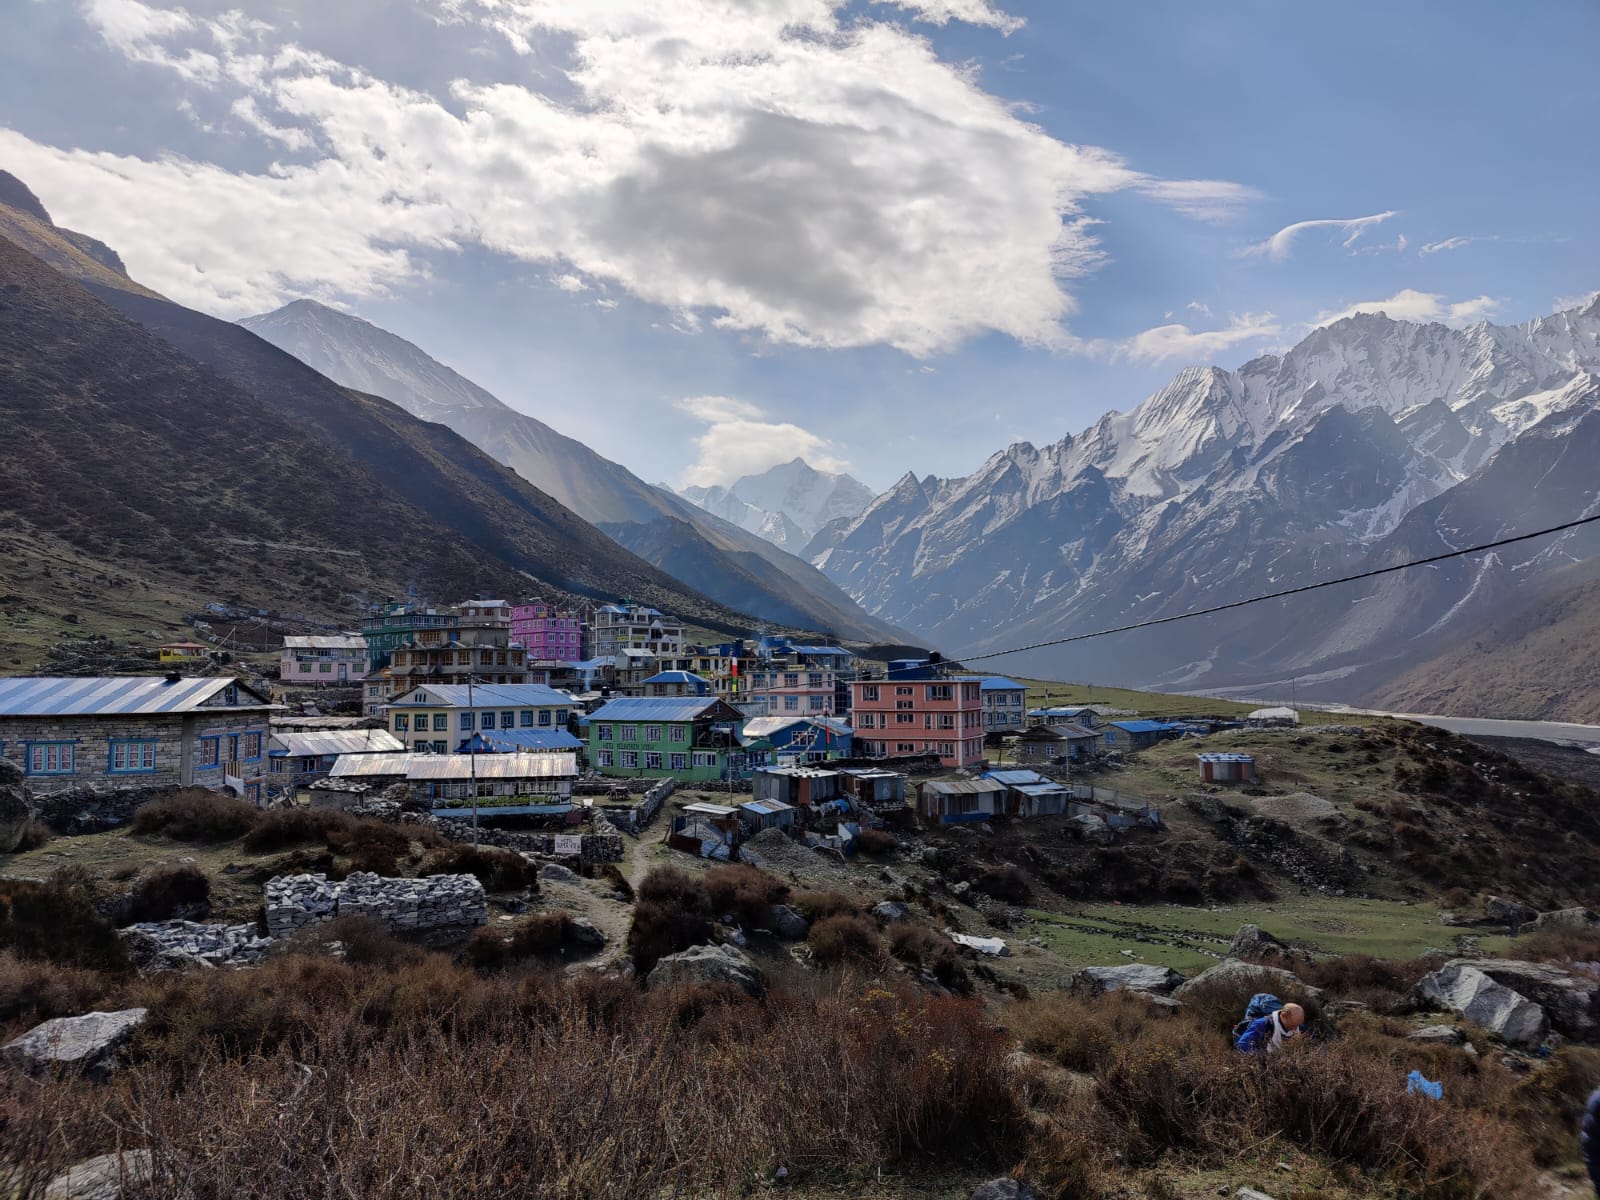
239,300,906,645
805,300,1600,716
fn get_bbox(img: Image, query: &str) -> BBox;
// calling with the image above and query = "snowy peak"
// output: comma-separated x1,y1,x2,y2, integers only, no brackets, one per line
679,457,874,551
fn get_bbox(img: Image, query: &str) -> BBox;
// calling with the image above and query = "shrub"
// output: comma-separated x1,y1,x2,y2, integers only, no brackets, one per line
1176,964,1323,1035
628,868,712,976
133,790,258,842
808,913,881,966
855,828,896,856
122,865,211,925
0,871,129,973
419,844,539,892
790,889,862,922
468,913,571,969
243,807,355,852
702,864,788,928
12,819,53,851
1299,953,1439,1013
974,865,1031,904
1008,990,1164,1075
1510,926,1600,966
887,924,969,992
0,951,110,1035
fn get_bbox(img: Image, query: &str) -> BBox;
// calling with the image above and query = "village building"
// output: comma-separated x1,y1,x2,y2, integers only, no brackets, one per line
640,670,714,698
384,683,576,754
1246,706,1300,728
509,599,583,661
838,767,909,811
740,715,853,764
752,765,843,808
667,802,742,859
458,728,586,755
265,727,405,798
1101,720,1184,750
279,635,369,686
917,778,1006,825
738,798,797,837
587,696,750,781
0,676,277,802
985,768,1072,817
740,642,855,718
965,676,1028,734
588,603,684,659
849,668,985,768
360,602,461,671
329,750,578,815
1198,752,1258,783
158,641,210,666
1027,706,1104,726
1013,722,1105,764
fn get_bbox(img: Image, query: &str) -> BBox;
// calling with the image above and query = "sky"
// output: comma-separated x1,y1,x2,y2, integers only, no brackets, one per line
3,0,1597,493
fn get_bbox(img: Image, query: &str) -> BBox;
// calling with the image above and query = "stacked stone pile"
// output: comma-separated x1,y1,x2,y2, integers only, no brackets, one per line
121,920,273,970
265,872,487,938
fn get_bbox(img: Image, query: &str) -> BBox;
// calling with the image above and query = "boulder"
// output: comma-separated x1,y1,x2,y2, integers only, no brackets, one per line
539,863,581,885
3,1009,148,1079
0,757,35,853
1070,963,1185,996
1229,924,1295,964
1173,958,1323,1003
1485,896,1538,929
970,1180,1036,1200
1446,958,1599,1041
1235,1190,1279,1200
766,904,809,941
1407,1024,1467,1045
872,900,911,924
1409,963,1548,1047
565,916,608,948
646,943,765,997
1528,907,1600,934
44,1150,153,1200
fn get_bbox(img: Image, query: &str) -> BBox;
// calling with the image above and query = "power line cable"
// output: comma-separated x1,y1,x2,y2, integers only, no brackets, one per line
960,510,1600,664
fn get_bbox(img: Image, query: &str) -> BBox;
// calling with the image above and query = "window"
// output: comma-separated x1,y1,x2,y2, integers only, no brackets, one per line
925,685,952,701
809,696,826,711
461,712,476,731
939,715,955,729
644,725,662,743
619,751,638,768
596,724,613,741
895,686,913,696
896,700,913,710
200,737,220,766
784,673,799,688
896,743,915,754
433,740,449,754
556,709,569,724
669,725,687,743
620,725,638,742
644,752,663,770
395,714,410,732
691,751,717,768
939,742,955,757
670,753,687,771
243,733,262,760
318,663,331,674
500,711,515,729
896,713,915,724
520,710,535,727
26,742,75,775
109,739,157,773
861,685,879,702
597,750,613,767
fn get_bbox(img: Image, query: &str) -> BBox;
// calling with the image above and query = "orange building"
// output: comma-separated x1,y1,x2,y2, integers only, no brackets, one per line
849,669,985,768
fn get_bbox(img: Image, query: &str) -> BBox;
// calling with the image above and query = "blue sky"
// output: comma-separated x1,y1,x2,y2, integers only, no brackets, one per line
3,0,1595,492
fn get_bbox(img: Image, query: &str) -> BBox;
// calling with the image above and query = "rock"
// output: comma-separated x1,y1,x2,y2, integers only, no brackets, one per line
1485,896,1538,929
43,1150,153,1200
1407,1024,1467,1045
1229,924,1295,964
951,880,971,897
1070,963,1185,996
120,920,273,971
1527,907,1600,934
872,900,911,924
1445,958,1600,1041
767,904,809,941
565,916,608,948
1235,1189,1279,1200
1174,958,1324,1003
3,1009,148,1079
0,757,35,853
1409,963,1548,1047
539,863,581,885
646,943,766,997
1438,911,1469,927
970,1180,1036,1200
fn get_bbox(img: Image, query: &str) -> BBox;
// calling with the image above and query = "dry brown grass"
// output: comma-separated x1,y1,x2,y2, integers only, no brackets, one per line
131,790,258,842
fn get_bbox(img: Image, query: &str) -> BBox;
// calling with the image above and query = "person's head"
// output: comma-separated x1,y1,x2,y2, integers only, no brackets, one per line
1279,1003,1306,1031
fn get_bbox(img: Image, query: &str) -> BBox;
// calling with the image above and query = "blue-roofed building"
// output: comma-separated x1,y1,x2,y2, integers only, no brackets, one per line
457,728,586,755
588,602,683,659
640,670,713,698
740,715,853,764
384,683,577,754
586,696,750,781
1101,719,1184,750
961,675,1028,734
0,675,277,802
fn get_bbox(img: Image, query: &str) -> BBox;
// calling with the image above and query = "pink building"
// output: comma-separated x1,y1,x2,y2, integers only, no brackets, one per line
849,673,985,768
280,635,369,685
510,600,583,662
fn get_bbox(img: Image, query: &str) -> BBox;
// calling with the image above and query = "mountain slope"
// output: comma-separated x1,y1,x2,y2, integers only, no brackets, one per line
237,300,907,643
809,300,1600,717
680,458,875,550
0,197,788,645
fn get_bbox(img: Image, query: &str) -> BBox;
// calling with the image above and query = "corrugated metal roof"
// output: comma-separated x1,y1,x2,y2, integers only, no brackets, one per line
404,753,578,780
740,799,794,815
282,635,367,651
589,696,728,722
0,676,271,717
920,779,1005,795
1108,720,1172,734
986,769,1049,785
1197,752,1256,763
682,802,737,817
328,753,414,777
968,676,1026,691
786,644,850,656
1023,723,1104,740
1014,782,1069,796
741,715,851,739
642,671,711,685
270,729,405,757
468,730,585,752
390,683,575,708
757,766,840,779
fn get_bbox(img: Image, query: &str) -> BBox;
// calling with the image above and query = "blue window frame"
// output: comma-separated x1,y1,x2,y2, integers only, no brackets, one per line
520,710,535,727
199,736,220,766
460,712,475,731
26,742,76,776
432,713,448,732
109,739,158,774
242,732,262,761
538,710,552,727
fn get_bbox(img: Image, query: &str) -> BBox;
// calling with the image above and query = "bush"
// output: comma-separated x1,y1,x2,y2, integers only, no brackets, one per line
702,864,788,929
808,913,880,966
243,807,355,852
468,913,571,969
1510,926,1600,966
790,890,862,922
0,951,110,1035
122,865,211,925
133,790,258,841
887,924,968,992
419,844,539,893
13,819,53,851
0,871,130,972
1176,964,1324,1035
855,828,896,856
974,865,1031,904
628,868,712,976
1299,953,1439,1013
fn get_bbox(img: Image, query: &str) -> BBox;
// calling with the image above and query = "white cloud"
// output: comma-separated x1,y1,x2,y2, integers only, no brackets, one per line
1185,300,1212,317
9,0,1258,354
1552,290,1600,314
877,0,1024,33
552,273,587,292
1135,178,1262,223
675,395,848,487
1110,312,1281,364
1240,210,1398,262
1419,235,1474,256
1312,288,1500,328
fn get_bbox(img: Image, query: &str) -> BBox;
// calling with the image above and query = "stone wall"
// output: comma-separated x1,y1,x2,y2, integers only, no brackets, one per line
264,872,487,939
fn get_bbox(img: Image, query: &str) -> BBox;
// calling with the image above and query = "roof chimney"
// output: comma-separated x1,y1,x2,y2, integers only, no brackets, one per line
163,671,182,684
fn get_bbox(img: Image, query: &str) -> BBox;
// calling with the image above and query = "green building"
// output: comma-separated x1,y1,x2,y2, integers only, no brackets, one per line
586,696,751,781
360,603,460,670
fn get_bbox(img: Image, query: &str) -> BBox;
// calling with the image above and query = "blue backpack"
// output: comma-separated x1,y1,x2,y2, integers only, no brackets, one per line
1231,993,1283,1043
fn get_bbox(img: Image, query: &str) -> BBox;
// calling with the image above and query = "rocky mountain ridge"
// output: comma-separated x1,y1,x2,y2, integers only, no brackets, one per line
680,457,875,551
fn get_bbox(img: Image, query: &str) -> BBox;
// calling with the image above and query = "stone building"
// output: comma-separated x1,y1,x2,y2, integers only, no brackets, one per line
0,676,278,803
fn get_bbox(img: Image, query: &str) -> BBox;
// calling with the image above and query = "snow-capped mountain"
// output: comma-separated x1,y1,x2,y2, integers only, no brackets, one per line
807,297,1600,706
238,301,909,645
681,458,875,551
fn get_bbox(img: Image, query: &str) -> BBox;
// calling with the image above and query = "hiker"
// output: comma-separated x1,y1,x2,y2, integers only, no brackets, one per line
1236,1001,1305,1054
1583,1086,1600,1195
